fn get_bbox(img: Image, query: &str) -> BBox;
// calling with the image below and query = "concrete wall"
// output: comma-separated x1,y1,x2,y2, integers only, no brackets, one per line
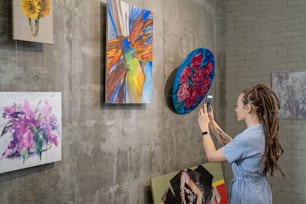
0,0,224,203
3,0,305,203
225,0,306,203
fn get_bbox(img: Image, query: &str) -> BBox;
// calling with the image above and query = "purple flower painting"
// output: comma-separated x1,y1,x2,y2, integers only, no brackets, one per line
0,92,61,173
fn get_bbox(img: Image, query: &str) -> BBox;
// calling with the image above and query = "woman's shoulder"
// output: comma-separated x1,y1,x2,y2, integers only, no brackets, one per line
243,124,263,135
236,124,264,141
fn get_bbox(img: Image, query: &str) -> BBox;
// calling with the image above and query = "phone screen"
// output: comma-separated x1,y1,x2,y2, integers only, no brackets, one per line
206,95,213,112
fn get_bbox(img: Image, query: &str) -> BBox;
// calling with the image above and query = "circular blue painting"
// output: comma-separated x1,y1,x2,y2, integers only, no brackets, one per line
171,48,215,114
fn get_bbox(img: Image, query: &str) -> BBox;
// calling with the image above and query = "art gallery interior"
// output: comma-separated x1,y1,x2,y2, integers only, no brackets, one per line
0,0,306,203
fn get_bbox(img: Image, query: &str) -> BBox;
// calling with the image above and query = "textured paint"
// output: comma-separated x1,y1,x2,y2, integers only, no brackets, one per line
0,92,61,173
105,0,153,104
171,48,215,114
13,0,54,43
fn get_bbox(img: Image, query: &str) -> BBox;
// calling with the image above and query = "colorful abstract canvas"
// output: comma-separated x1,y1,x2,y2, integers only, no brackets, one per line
105,0,153,104
172,48,215,114
0,92,61,173
13,0,54,44
150,163,228,204
272,71,306,119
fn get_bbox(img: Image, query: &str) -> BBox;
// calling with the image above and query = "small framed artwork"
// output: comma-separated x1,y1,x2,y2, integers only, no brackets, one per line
0,92,61,173
272,71,306,119
12,0,54,44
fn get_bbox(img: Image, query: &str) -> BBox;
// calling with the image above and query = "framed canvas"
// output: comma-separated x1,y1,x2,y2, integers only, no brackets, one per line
13,0,54,44
0,92,61,173
151,163,228,204
272,71,306,119
105,0,153,104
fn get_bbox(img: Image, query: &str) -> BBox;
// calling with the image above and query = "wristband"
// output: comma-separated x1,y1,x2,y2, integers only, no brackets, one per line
201,131,208,136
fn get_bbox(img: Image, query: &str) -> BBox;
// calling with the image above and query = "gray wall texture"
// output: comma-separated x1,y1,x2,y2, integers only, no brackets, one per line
0,0,306,203
0,0,224,203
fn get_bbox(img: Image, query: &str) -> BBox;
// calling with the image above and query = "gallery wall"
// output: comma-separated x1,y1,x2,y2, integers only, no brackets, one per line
0,0,225,203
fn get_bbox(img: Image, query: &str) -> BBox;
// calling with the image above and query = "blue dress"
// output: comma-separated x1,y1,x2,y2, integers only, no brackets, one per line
221,124,272,204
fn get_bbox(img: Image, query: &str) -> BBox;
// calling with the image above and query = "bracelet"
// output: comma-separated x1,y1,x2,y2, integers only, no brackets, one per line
201,131,208,136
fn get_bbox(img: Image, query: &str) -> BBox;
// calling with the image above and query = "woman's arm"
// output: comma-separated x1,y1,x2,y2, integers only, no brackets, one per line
198,105,227,162
209,120,232,146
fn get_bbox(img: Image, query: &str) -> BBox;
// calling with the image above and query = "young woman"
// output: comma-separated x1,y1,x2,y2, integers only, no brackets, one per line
198,83,284,204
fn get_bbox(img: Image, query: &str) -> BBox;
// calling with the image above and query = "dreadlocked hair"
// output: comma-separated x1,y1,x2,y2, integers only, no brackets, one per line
241,83,285,177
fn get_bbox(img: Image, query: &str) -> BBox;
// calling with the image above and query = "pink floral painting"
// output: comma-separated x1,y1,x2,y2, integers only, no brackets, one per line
0,92,61,173
172,48,215,114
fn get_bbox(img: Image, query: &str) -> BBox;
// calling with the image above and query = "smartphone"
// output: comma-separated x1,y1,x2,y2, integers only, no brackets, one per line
206,95,213,112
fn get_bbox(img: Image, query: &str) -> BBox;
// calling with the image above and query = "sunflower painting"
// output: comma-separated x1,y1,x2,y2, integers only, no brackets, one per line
13,0,54,44
105,0,153,104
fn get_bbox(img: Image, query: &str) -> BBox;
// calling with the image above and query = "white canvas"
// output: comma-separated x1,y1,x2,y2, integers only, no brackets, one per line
13,0,54,44
0,92,61,173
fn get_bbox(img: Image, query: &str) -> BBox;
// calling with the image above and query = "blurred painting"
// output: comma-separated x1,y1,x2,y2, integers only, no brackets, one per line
13,0,54,44
0,92,61,173
272,71,306,119
105,0,153,104
151,163,228,204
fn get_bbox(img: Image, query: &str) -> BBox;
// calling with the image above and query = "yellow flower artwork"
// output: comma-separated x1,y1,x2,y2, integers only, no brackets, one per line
13,0,54,44
20,0,40,20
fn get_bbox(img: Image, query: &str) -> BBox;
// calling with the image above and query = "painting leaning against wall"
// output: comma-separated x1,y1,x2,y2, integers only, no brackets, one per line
0,92,61,174
105,0,153,104
272,71,306,120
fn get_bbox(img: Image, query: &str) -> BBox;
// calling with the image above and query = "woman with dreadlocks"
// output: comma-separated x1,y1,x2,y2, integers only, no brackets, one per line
198,83,284,204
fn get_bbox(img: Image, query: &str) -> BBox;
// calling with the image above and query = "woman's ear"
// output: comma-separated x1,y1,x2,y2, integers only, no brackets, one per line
245,104,253,113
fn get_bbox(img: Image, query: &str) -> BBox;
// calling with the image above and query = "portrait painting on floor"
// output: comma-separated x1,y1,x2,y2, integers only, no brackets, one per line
151,163,228,204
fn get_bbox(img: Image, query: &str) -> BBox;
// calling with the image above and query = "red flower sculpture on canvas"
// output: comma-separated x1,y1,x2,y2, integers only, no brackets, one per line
179,66,192,84
190,53,203,69
177,82,189,102
172,48,215,114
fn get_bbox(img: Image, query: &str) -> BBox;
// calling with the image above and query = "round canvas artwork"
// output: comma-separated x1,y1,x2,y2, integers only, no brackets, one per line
171,48,215,114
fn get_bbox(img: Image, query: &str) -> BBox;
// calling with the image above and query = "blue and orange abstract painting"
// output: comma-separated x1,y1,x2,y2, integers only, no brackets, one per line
105,0,153,104
0,92,61,173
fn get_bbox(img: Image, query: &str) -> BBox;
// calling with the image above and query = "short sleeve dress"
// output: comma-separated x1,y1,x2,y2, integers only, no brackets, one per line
221,124,272,204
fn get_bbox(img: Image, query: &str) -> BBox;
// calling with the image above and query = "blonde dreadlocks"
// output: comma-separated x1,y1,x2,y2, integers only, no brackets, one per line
241,83,285,177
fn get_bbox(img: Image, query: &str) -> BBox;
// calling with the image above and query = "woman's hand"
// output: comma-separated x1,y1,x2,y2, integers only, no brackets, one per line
208,104,214,121
198,103,210,132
